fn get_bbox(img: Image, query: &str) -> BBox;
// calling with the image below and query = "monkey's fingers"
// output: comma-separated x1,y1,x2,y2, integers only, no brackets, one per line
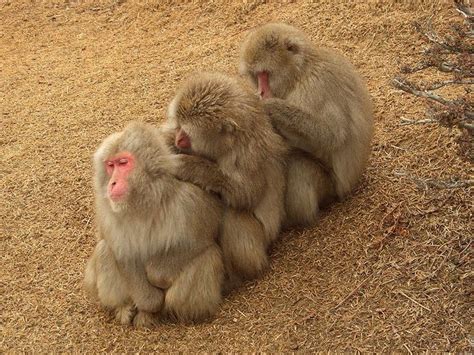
114,304,136,325
149,155,181,177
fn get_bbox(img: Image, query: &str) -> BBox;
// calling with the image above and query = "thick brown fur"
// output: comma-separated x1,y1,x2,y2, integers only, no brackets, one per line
160,72,288,289
83,122,224,326
239,23,374,227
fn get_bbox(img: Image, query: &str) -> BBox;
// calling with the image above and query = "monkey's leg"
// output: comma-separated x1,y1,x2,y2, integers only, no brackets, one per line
163,245,224,322
220,209,269,289
92,240,130,308
284,155,333,228
88,240,136,324
83,245,99,300
118,260,165,315
115,261,161,328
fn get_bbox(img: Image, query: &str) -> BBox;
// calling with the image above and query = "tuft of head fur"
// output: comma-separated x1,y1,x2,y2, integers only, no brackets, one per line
167,72,286,163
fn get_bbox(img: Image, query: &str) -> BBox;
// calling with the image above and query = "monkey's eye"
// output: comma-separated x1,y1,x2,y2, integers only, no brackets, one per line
286,43,299,54
118,158,128,165
106,161,114,167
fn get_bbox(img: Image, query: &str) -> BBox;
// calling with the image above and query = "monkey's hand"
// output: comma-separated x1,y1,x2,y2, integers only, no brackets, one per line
156,154,260,210
145,262,173,290
262,98,343,160
153,154,182,176
131,284,165,313
121,262,166,313
154,154,209,181
159,123,180,154
262,98,309,139
157,154,222,190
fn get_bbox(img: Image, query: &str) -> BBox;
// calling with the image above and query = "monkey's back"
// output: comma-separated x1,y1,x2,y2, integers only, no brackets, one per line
293,47,374,197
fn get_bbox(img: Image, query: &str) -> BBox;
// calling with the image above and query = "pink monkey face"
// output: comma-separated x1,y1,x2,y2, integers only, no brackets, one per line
104,152,135,202
175,127,191,150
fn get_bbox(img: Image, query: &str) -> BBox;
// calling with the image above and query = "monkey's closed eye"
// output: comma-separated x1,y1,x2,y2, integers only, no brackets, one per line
118,158,128,165
286,43,298,53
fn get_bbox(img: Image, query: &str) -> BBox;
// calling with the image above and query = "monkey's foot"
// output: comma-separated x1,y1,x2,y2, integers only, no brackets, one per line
115,304,136,325
133,311,156,328
222,273,244,295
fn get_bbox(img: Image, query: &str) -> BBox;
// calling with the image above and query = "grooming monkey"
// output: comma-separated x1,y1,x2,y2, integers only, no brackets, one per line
84,122,224,327
239,23,374,227
159,72,288,288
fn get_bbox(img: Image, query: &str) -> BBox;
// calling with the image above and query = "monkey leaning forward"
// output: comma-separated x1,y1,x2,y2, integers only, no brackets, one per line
84,122,224,327
239,23,374,227
159,72,288,290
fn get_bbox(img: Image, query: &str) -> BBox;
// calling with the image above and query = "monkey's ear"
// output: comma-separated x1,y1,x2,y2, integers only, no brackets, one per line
285,39,300,54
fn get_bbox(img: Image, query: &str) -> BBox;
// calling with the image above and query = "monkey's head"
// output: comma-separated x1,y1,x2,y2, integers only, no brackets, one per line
167,72,264,161
239,23,310,99
93,122,169,213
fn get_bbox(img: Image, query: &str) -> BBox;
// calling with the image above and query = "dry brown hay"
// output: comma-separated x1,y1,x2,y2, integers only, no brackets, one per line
1,0,472,352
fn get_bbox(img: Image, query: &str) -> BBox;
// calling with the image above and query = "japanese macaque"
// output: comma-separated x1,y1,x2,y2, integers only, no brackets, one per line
83,122,224,327
159,72,288,289
239,23,374,227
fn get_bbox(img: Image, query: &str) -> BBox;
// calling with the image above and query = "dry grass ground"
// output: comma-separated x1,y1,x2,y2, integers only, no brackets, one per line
1,0,472,352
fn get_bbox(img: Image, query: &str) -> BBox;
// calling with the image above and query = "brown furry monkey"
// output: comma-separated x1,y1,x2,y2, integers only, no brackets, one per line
239,23,374,227
84,122,224,327
159,72,288,289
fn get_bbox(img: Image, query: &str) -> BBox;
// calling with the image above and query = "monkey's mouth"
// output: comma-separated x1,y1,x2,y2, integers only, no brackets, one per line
107,180,128,202
109,199,128,213
108,191,127,202
257,71,271,99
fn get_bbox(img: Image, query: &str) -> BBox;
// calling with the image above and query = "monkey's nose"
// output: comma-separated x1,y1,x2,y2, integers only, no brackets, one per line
111,181,117,186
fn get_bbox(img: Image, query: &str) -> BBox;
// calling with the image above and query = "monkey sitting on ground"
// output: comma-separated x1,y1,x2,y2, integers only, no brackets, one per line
83,122,224,327
159,72,288,289
239,23,374,227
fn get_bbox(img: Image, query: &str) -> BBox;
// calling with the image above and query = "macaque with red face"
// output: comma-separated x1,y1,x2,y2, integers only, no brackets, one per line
239,23,374,227
84,122,224,327
159,72,288,290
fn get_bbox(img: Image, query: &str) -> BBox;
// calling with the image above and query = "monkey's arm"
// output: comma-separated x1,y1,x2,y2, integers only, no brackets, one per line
159,154,261,210
145,250,196,290
117,261,165,313
159,123,180,154
263,98,348,160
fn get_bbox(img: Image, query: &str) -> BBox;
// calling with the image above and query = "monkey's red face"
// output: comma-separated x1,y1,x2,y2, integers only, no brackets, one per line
240,25,305,99
175,128,191,151
105,152,135,202
173,123,229,161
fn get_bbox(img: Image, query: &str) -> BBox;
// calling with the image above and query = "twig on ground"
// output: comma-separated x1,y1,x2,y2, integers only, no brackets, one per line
333,274,373,310
423,78,474,90
392,78,452,106
393,170,474,190
400,117,437,125
397,291,431,312
455,0,474,21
